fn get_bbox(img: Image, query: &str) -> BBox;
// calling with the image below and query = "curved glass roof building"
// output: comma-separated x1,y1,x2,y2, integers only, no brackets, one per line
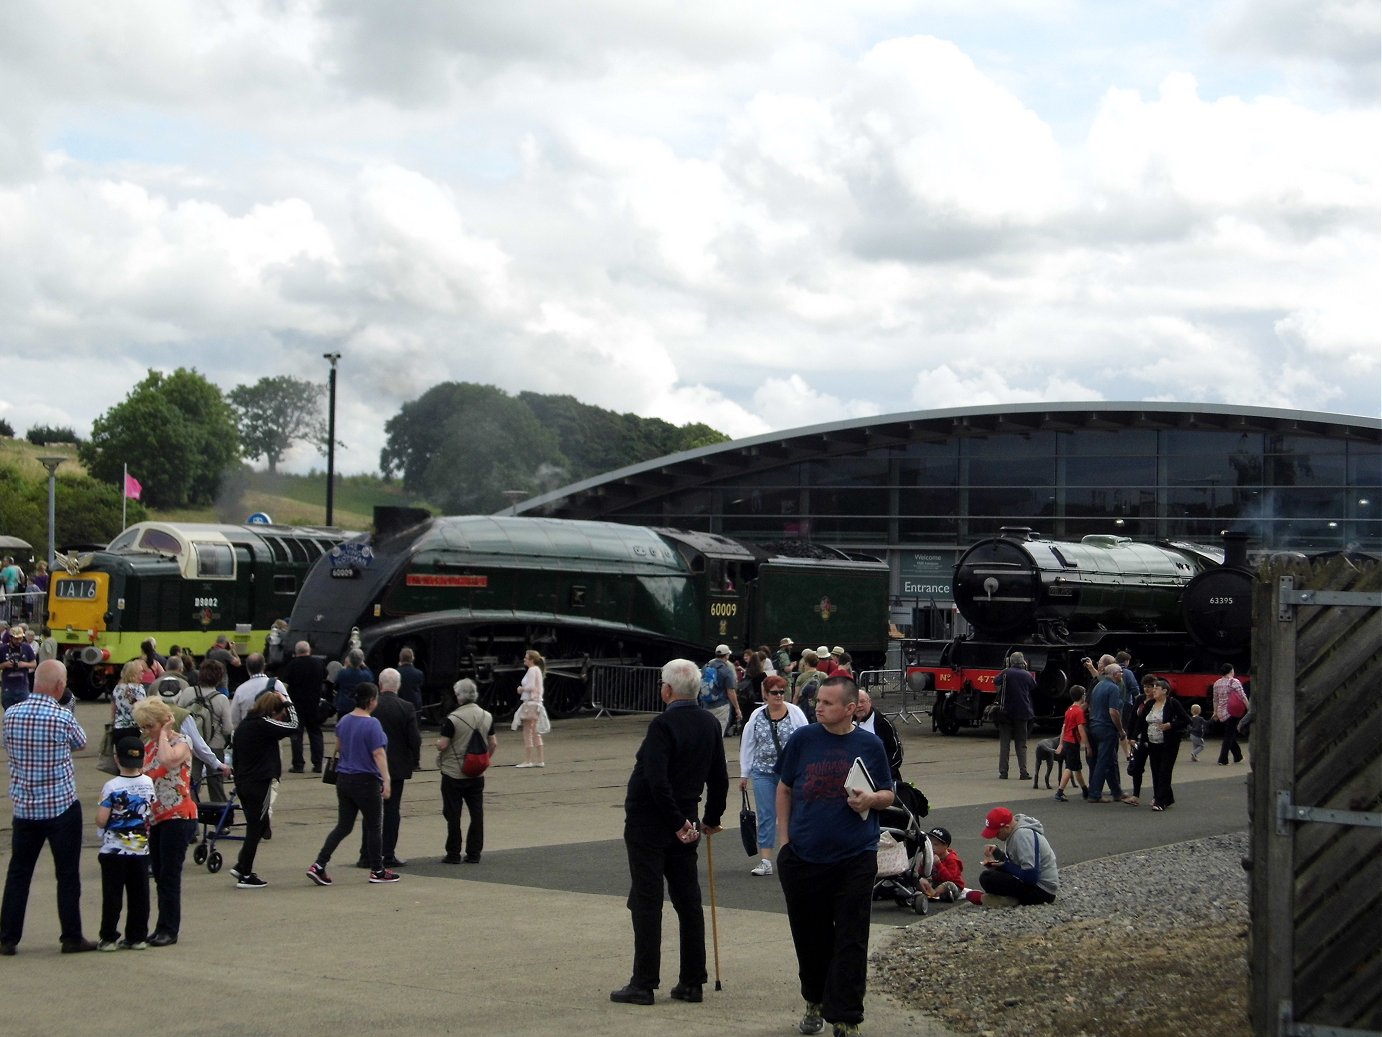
514,403,1380,626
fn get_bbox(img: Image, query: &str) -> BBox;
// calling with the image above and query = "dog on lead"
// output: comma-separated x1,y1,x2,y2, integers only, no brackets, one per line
1033,736,1064,789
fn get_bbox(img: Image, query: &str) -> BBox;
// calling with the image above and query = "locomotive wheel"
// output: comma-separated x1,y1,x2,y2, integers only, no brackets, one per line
936,699,961,736
193,844,209,866
543,672,586,719
207,851,223,874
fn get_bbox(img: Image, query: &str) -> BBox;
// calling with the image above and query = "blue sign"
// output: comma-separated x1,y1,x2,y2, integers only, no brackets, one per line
247,512,272,525
329,542,375,570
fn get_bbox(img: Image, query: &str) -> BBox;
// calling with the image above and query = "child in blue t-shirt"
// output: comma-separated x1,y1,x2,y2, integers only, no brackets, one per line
95,737,155,950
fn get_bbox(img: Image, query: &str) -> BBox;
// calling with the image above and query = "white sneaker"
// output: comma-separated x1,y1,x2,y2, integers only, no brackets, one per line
515,762,533,768
750,859,774,877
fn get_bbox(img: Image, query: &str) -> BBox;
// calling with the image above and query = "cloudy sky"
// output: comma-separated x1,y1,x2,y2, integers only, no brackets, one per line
2,0,1377,476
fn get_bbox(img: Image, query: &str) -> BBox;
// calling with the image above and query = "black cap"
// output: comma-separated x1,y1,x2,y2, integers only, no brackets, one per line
115,737,145,765
926,826,952,846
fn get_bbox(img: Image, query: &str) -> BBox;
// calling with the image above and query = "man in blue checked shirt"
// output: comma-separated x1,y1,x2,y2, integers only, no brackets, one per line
1,659,98,955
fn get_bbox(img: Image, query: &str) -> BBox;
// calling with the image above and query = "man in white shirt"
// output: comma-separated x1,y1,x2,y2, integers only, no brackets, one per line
229,653,287,729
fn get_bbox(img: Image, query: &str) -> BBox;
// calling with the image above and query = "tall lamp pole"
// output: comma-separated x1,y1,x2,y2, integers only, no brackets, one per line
38,456,67,572
323,352,341,526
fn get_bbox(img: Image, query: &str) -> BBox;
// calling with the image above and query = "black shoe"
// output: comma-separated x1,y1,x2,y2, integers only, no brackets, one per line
610,984,654,1006
383,856,407,868
60,938,98,954
464,856,480,864
0,942,16,956
669,983,703,1003
311,764,322,773
355,859,371,869
1019,773,1032,781
147,933,178,948
262,824,272,841
442,855,463,864
288,765,305,773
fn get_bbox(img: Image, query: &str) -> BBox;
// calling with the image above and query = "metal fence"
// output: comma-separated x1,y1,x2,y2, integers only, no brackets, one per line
587,664,667,717
1249,553,1381,1036
856,667,934,725
1,589,45,626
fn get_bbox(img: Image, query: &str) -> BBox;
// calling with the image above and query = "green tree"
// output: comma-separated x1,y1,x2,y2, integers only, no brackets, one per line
381,383,568,512
79,368,240,509
0,467,142,550
227,375,328,474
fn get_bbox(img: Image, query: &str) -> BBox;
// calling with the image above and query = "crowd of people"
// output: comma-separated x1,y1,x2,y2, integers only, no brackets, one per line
0,557,47,627
4,629,1241,1037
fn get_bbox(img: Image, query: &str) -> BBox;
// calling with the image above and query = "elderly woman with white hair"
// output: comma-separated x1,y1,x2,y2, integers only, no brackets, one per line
436,679,498,864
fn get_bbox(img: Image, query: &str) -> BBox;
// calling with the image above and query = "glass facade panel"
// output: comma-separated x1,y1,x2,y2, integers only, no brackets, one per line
1058,428,1157,456
964,431,1055,457
1064,456,1158,486
967,456,1056,487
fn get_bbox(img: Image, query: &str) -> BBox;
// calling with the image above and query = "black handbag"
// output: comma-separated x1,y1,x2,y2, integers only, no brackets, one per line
322,751,340,785
738,789,757,857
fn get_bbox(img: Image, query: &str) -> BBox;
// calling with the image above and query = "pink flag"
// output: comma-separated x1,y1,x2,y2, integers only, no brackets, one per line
124,472,142,500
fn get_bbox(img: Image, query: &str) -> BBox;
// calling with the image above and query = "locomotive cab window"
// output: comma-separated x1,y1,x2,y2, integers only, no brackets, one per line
137,529,183,556
193,542,235,579
274,574,297,595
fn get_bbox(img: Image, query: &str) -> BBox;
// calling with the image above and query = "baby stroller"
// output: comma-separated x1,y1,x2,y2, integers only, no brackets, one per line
191,785,243,874
873,781,934,915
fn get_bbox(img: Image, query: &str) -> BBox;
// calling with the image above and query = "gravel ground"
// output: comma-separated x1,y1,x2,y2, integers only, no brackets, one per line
873,832,1251,1037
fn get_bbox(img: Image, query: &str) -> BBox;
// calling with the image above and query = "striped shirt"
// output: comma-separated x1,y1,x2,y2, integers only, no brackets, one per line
3,693,87,820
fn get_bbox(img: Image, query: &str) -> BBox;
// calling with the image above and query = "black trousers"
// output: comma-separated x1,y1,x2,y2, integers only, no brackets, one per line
234,780,273,875
360,778,406,861
0,801,85,945
289,712,323,769
1217,716,1243,764
1148,738,1182,807
316,773,383,871
98,853,150,944
441,775,485,859
777,843,876,1027
149,818,195,938
623,825,704,991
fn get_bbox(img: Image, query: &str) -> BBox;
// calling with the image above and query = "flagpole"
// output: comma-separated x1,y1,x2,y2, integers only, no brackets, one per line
122,464,127,530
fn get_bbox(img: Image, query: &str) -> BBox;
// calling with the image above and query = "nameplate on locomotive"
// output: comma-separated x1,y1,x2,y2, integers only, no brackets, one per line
405,573,489,588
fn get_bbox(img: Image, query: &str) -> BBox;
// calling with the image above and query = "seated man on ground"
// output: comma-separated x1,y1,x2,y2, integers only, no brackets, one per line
968,807,1059,908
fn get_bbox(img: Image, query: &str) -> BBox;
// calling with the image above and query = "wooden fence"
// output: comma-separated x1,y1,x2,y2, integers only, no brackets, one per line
1249,553,1381,1036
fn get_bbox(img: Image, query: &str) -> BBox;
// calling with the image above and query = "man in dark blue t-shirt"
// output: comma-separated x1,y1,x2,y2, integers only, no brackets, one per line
776,675,894,1037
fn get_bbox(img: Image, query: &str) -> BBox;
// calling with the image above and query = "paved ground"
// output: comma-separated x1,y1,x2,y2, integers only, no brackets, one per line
0,700,1251,1037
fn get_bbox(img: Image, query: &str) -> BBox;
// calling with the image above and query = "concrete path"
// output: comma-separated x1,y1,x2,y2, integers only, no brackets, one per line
0,702,1250,1037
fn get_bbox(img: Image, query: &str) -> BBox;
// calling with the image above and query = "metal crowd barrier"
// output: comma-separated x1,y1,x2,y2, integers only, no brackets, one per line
1,589,46,626
856,667,934,725
587,664,667,718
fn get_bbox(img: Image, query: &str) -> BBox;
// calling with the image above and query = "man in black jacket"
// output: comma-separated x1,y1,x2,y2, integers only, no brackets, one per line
855,690,903,782
278,641,327,773
358,667,421,869
611,658,729,1007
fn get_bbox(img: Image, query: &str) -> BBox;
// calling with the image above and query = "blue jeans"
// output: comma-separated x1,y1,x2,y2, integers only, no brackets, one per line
750,772,780,853
0,801,85,945
1088,727,1123,800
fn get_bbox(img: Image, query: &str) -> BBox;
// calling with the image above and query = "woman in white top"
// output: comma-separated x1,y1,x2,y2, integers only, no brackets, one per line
516,650,548,768
111,659,147,743
737,674,808,876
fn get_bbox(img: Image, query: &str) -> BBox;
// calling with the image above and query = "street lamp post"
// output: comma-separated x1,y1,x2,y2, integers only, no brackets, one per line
323,352,341,526
37,455,67,572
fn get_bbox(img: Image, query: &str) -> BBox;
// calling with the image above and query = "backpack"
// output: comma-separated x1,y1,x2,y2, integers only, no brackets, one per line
188,688,222,745
700,663,725,706
461,727,492,777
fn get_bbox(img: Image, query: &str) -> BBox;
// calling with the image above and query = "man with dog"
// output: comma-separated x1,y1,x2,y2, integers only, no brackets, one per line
973,806,1060,907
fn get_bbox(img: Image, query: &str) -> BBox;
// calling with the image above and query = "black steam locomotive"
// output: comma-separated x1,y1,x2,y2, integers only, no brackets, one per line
905,527,1253,732
287,507,890,717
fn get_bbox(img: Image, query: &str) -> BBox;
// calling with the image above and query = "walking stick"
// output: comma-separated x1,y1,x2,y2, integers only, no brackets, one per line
706,832,723,991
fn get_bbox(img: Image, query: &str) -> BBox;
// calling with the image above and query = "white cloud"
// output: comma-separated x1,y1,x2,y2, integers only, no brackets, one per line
0,1,1375,477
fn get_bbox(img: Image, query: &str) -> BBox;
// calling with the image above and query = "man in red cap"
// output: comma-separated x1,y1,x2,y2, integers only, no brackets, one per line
970,806,1059,907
